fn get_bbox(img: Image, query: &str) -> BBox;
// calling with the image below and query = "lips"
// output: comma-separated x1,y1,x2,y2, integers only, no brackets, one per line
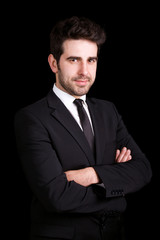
74,79,88,86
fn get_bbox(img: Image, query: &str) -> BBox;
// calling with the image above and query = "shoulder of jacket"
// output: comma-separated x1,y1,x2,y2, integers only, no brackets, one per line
87,97,115,108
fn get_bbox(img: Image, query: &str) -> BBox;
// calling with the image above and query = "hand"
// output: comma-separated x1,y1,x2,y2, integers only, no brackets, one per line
65,167,100,187
115,147,132,163
65,147,132,186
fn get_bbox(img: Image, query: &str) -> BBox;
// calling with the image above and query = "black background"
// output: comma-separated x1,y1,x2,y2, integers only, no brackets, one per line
4,2,159,239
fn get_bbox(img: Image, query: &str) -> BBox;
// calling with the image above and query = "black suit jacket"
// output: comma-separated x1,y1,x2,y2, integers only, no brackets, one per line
14,90,152,239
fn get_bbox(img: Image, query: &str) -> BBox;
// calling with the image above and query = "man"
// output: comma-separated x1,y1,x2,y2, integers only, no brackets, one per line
15,16,152,240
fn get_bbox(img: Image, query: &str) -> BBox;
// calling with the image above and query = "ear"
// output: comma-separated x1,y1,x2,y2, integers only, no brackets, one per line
48,54,58,73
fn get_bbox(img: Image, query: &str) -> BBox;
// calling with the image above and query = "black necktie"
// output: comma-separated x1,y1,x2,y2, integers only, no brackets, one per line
74,99,94,152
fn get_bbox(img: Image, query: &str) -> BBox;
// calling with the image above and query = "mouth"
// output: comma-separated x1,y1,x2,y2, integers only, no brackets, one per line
74,79,89,86
73,76,91,86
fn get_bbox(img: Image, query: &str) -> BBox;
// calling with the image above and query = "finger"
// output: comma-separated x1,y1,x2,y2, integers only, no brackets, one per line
115,149,120,160
116,147,127,162
121,149,131,162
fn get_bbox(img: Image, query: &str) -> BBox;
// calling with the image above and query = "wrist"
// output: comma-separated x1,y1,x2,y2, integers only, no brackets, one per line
87,167,100,185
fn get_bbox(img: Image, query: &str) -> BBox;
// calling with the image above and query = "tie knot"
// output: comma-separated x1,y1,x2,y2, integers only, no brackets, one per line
74,99,84,108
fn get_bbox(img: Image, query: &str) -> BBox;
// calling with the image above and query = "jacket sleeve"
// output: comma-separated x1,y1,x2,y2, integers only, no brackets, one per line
93,104,152,198
14,109,111,214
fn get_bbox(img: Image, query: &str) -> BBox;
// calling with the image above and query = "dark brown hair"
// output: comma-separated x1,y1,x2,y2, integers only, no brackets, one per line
49,16,106,63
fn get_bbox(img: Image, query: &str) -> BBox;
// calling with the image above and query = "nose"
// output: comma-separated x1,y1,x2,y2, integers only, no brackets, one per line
78,62,89,76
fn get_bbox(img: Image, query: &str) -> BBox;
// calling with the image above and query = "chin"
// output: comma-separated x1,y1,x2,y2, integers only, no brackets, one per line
75,88,90,96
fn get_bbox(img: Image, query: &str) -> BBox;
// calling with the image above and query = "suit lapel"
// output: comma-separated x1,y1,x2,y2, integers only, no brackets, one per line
87,98,106,165
47,90,95,166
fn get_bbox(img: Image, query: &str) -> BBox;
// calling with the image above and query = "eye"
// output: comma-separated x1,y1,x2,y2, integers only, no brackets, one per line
67,57,79,63
88,58,98,63
70,58,78,62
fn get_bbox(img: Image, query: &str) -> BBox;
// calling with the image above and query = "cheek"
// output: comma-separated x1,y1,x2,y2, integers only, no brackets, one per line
58,68,71,81
63,65,78,78
91,66,97,78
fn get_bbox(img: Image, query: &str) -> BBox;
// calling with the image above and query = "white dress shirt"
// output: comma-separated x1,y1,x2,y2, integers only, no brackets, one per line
53,84,94,133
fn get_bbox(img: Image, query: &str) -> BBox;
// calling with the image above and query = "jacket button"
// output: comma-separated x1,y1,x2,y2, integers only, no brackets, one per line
111,189,124,196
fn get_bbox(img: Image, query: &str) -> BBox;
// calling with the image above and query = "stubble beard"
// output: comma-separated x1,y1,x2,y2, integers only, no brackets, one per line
57,70,94,97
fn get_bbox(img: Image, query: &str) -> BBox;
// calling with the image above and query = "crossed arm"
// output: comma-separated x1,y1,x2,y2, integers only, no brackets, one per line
65,147,132,187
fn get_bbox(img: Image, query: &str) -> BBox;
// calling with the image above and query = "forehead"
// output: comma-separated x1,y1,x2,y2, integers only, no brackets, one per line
62,39,98,57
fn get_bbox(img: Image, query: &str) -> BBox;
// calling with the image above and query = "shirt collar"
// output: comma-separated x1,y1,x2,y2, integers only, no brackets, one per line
53,83,86,106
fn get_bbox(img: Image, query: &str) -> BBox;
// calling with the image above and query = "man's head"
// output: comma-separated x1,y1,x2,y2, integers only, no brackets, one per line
48,16,106,98
49,16,106,64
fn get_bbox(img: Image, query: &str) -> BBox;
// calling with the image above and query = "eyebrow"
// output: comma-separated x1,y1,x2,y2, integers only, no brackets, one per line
66,56,81,60
66,56,98,61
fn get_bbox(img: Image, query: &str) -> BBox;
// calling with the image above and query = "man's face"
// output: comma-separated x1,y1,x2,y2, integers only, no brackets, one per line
55,39,98,98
